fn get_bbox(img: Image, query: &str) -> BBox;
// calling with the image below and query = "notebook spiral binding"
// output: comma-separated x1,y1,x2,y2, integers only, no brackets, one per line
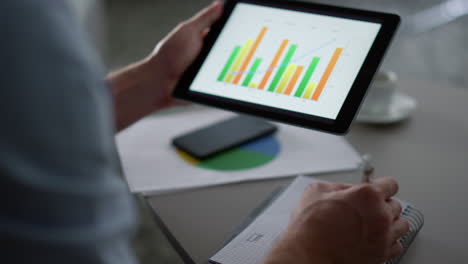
385,205,425,264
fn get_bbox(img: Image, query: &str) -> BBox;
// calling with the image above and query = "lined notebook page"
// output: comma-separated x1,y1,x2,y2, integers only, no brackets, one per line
210,176,419,264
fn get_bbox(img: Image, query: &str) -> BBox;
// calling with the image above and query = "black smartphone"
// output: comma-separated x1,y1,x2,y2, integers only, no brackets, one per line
172,115,278,160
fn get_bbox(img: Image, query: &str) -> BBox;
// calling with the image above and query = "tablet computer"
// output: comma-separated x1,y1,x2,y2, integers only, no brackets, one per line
173,0,400,134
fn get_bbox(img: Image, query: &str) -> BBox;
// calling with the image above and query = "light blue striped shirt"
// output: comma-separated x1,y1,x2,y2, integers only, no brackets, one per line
0,1,137,263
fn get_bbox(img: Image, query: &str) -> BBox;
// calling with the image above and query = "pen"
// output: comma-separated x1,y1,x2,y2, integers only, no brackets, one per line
361,154,375,183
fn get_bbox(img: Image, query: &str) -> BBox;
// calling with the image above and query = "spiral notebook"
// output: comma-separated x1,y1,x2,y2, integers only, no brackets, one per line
210,176,424,264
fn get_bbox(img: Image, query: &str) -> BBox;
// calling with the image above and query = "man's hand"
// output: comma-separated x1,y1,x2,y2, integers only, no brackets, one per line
264,178,410,264
109,1,223,131
148,0,223,109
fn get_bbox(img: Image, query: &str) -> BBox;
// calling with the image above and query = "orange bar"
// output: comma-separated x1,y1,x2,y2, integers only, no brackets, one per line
284,66,304,95
312,48,343,101
233,27,268,84
258,39,289,90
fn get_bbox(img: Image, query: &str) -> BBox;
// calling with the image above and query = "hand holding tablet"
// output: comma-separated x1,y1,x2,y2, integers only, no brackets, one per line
174,0,400,134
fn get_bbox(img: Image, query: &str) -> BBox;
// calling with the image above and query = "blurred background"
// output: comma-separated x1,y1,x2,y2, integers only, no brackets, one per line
72,0,468,263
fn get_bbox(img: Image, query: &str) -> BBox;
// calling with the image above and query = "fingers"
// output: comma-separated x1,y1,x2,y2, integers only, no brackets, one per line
202,28,211,38
391,218,410,242
388,198,402,220
306,182,352,193
372,177,399,199
387,241,404,259
380,214,409,261
332,183,353,191
386,217,409,260
189,1,223,31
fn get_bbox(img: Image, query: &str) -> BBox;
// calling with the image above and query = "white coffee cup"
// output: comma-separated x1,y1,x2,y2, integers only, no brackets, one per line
360,70,398,115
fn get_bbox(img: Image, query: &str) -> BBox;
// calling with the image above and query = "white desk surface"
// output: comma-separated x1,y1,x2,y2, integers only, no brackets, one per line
147,79,468,264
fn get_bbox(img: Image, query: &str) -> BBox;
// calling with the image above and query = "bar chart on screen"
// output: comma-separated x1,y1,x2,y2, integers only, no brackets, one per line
189,3,381,119
216,26,344,102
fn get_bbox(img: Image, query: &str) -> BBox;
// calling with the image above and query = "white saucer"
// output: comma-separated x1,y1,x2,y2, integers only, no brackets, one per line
356,92,417,124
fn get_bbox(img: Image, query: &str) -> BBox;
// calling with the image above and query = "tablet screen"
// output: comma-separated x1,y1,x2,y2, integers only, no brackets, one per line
188,2,382,120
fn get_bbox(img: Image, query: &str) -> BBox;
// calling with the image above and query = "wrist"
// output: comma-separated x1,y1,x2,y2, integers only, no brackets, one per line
108,55,175,130
145,51,179,91
124,54,176,110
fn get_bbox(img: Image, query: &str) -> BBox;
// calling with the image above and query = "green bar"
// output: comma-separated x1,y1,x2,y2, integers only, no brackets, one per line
217,46,241,81
242,58,262,87
268,44,297,92
294,57,320,97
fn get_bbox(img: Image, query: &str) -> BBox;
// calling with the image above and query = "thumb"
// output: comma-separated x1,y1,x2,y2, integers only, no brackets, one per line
189,1,223,31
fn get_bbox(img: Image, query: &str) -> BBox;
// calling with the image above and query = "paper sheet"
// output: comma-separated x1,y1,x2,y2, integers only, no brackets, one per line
210,176,318,264
116,108,361,195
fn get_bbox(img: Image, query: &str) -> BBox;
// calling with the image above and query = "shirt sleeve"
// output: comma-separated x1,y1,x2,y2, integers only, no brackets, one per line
0,1,138,263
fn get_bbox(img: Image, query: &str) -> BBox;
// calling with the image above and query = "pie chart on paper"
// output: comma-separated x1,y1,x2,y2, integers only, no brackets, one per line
176,135,281,171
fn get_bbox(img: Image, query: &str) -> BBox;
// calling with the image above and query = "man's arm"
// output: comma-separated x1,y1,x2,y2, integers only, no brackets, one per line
108,1,223,131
